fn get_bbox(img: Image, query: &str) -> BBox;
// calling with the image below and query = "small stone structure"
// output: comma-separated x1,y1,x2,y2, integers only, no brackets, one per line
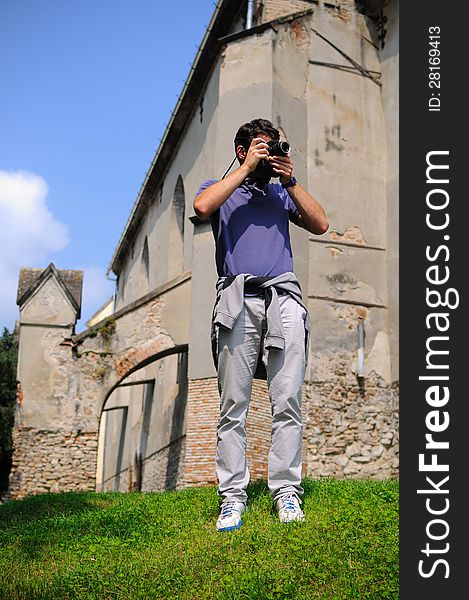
8,0,399,499
9,264,98,496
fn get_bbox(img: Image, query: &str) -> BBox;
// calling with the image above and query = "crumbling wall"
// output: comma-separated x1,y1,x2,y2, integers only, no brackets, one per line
9,278,185,499
305,368,398,479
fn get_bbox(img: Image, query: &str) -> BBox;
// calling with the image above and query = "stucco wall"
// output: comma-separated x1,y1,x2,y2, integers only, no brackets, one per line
379,0,399,381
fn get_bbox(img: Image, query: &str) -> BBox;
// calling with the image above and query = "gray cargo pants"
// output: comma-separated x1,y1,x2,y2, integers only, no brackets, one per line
215,293,307,504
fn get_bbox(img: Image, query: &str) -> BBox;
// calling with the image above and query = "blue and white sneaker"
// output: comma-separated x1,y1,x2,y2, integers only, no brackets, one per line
216,499,246,532
276,493,305,524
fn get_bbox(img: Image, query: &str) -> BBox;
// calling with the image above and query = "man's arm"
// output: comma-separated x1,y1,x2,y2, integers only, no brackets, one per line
270,155,329,235
285,183,329,235
193,138,270,220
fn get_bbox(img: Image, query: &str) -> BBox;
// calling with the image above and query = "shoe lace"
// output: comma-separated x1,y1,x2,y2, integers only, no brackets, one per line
221,501,237,517
280,494,298,512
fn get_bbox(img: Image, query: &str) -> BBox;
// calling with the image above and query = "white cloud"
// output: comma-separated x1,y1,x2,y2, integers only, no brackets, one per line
0,170,69,330
0,170,115,334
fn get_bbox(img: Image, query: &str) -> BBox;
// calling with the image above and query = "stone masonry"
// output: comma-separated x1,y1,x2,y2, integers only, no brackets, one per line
9,429,98,495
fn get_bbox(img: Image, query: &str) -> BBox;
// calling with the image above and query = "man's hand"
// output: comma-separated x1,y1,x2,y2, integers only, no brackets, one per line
269,154,294,185
244,137,270,173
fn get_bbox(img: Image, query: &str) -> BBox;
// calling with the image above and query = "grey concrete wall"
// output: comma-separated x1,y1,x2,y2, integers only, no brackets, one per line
187,221,217,380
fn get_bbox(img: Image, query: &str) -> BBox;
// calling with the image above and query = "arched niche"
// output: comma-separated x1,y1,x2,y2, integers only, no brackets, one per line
168,176,185,280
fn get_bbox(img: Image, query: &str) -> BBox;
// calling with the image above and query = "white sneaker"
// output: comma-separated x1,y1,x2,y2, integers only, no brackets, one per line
276,493,305,524
216,499,246,532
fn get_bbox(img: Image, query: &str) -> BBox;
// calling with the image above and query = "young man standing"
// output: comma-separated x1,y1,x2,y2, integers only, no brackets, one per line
193,118,328,531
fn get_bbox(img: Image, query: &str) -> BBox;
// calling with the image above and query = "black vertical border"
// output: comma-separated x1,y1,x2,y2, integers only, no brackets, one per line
400,2,467,597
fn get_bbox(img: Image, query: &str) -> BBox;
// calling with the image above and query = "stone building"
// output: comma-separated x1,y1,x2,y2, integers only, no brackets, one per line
7,0,398,499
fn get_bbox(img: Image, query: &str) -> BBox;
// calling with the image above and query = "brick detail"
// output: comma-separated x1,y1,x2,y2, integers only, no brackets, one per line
183,378,274,488
183,378,220,487
245,380,272,480
261,0,313,23
260,0,355,24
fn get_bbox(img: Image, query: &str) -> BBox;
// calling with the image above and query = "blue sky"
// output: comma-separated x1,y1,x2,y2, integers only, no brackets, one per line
0,0,215,333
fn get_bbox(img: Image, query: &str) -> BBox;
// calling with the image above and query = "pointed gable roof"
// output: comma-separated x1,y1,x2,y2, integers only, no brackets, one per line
16,263,83,318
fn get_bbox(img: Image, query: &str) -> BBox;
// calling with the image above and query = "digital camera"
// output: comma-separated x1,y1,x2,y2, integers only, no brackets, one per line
255,140,291,178
267,140,291,157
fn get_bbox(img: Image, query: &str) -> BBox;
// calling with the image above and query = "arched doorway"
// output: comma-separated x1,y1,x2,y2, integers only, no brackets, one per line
96,346,188,492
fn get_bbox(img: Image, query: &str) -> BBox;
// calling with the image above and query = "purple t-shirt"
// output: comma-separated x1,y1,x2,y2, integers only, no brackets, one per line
195,178,300,277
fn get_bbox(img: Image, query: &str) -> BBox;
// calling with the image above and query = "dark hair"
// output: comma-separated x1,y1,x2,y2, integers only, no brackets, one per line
234,118,280,154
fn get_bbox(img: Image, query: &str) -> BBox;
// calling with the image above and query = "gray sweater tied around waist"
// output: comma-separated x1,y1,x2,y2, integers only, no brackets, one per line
211,272,310,380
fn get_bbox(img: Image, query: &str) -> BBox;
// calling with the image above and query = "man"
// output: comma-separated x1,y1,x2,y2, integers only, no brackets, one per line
193,118,328,532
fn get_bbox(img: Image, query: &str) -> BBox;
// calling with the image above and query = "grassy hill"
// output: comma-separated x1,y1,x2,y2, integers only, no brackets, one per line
0,478,398,599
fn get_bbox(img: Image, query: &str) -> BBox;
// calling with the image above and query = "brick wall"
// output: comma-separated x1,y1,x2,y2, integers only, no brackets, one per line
245,379,272,480
260,0,355,24
183,378,273,488
262,0,312,23
183,378,220,487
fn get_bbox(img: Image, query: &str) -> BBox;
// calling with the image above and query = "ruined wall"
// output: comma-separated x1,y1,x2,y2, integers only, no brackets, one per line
9,271,100,499
9,273,187,499
80,282,190,494
298,4,398,478
9,430,98,495
305,372,398,478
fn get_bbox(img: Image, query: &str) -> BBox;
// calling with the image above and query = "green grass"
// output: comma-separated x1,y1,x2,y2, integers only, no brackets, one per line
0,478,398,600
